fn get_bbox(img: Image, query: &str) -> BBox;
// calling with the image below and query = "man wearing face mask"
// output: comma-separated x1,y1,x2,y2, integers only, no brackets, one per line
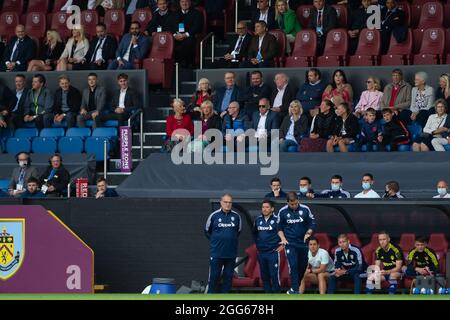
320,174,351,198
433,180,450,198
382,180,404,198
354,173,380,198
297,176,316,199
8,152,39,197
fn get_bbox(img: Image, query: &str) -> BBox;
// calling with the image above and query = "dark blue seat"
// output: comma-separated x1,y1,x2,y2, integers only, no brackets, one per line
14,128,39,139
66,128,91,140
40,128,65,139
85,137,111,161
6,138,31,154
32,137,57,154
58,136,84,154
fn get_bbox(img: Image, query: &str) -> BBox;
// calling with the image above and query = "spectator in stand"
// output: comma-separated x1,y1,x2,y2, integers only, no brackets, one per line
265,177,288,199
187,78,212,114
404,237,439,277
412,99,448,152
96,73,140,127
6,74,28,129
27,30,65,72
124,0,154,29
300,236,334,294
23,74,54,130
220,21,252,69
95,177,119,198
241,70,272,121
300,99,335,152
320,174,351,198
327,234,364,294
61,0,89,11
52,75,82,129
356,108,382,152
84,23,118,70
298,176,316,199
8,152,39,198
279,100,309,152
77,73,106,128
252,98,280,149
212,72,241,116
326,102,359,153
1,25,36,72
347,0,372,55
380,0,407,54
39,154,70,198
380,68,412,115
431,110,450,151
246,21,278,68
354,77,383,118
382,181,404,198
0,82,14,129
251,0,277,30
20,177,45,198
222,102,251,150
296,68,327,121
433,180,450,198
271,73,297,119
164,98,194,152
354,173,380,198
435,74,450,107
187,100,222,152
108,21,151,70
377,108,409,151
145,0,176,35
322,69,353,109
56,28,89,71
94,0,125,17
308,0,338,55
275,0,301,54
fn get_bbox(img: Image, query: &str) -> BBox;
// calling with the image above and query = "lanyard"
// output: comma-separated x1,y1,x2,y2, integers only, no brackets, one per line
32,89,42,115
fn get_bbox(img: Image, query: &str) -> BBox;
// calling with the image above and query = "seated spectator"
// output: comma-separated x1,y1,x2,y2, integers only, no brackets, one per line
241,70,272,120
27,30,65,72
1,25,36,72
300,99,335,152
431,109,450,151
435,74,450,107
265,177,287,199
96,73,140,127
212,72,241,116
322,69,353,109
356,108,382,152
188,78,212,115
84,23,118,70
222,102,251,150
77,73,106,128
251,98,280,146
53,75,82,129
327,234,364,294
275,0,300,54
380,68,412,115
20,177,45,198
279,100,309,152
6,74,28,130
251,0,277,30
296,68,327,120
271,73,297,119
0,82,14,129
308,0,338,55
8,152,39,197
320,174,351,198
108,21,151,70
95,177,119,198
145,0,177,35
354,77,383,118
40,154,70,198
164,98,194,152
220,21,252,69
188,100,222,152
300,236,334,294
433,180,450,198
404,237,439,277
56,28,89,71
245,21,278,68
354,173,380,198
377,108,409,151
23,74,54,130
382,181,404,198
412,99,448,152
380,0,407,54
347,0,372,55
298,176,316,199
93,0,124,17
326,102,359,153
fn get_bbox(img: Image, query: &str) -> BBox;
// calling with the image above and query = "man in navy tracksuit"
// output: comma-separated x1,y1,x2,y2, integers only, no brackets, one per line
277,192,317,294
319,175,351,198
205,194,242,293
252,199,282,293
327,234,365,294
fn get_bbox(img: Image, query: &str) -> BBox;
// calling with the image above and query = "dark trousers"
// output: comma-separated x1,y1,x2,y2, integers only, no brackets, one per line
77,110,99,128
174,37,196,67
257,251,281,293
7,112,24,129
96,111,130,127
55,111,77,128
239,60,274,68
207,257,235,293
378,135,409,151
31,113,54,130
327,270,362,294
399,108,435,128
83,62,108,70
285,245,309,291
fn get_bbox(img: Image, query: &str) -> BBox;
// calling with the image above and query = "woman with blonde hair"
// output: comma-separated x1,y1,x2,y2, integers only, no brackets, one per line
188,100,222,152
56,27,89,71
275,0,300,54
354,76,384,118
279,100,309,152
27,30,65,71
435,73,450,107
188,78,212,115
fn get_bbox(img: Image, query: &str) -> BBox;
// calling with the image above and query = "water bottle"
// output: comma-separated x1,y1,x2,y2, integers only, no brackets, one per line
420,287,427,294
426,288,433,295
438,287,446,294
412,287,420,294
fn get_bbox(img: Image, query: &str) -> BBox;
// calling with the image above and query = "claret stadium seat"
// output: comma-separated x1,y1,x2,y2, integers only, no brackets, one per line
413,27,444,64
2,0,24,14
314,233,332,252
232,244,259,287
316,28,348,67
50,11,71,39
25,12,47,40
104,9,126,39
381,29,413,65
27,0,49,14
143,32,174,89
296,5,313,29
0,12,20,42
399,233,416,257
348,28,381,66
132,8,152,33
417,1,443,28
80,10,99,38
269,29,287,67
332,4,348,28
285,30,317,67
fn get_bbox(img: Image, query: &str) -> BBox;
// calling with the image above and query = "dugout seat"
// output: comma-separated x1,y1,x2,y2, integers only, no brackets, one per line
314,233,332,252
232,244,259,287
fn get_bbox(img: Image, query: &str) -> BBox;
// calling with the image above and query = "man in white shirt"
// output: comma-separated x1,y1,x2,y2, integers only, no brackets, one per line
433,180,450,198
354,173,381,198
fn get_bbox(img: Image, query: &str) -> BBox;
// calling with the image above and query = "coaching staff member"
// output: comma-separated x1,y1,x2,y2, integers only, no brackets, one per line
205,194,242,293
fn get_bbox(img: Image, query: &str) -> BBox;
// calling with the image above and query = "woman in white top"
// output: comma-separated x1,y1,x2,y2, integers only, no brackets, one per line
408,71,435,127
56,27,89,71
354,76,383,118
412,99,448,152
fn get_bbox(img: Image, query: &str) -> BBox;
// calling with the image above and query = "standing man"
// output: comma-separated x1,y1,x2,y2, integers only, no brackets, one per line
253,199,282,293
277,192,317,294
205,194,242,293
77,73,106,128
8,152,39,198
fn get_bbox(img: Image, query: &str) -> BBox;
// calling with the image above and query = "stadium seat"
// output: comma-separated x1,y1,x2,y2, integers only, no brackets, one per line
428,233,448,252
2,0,24,14
92,127,118,139
85,137,111,161
6,138,31,154
361,233,379,266
32,137,57,154
66,127,91,139
52,0,68,12
316,28,348,67
232,244,259,287
444,4,450,28
206,0,232,35
25,12,47,39
380,29,413,65
412,27,445,64
0,127,14,151
269,29,286,67
40,128,65,139
287,145,298,152
104,10,126,39
132,8,152,33
285,30,317,67
314,233,332,252
417,2,443,28
27,0,49,13
445,28,450,64
348,28,381,66
331,4,348,28
58,136,84,154
80,10,99,38
50,11,71,39
14,128,39,139
397,2,411,27
399,233,416,255
194,6,208,66
410,2,423,28
0,179,9,191
143,32,174,89
296,5,313,29
407,123,422,141
0,12,20,42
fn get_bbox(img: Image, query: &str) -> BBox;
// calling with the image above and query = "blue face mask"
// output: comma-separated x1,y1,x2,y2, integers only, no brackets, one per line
331,183,340,191
362,182,371,190
438,188,447,196
299,186,308,194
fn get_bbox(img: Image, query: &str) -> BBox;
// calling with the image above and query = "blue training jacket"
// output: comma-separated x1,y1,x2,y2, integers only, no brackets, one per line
277,204,316,248
334,244,365,272
205,209,242,258
253,214,280,253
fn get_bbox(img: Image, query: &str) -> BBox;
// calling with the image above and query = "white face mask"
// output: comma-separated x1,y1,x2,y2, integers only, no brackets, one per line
437,188,447,196
19,160,28,168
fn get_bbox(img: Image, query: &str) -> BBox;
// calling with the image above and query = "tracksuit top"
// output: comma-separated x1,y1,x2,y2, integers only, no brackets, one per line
253,214,280,253
205,209,242,258
277,204,316,248
334,244,365,272
319,189,351,198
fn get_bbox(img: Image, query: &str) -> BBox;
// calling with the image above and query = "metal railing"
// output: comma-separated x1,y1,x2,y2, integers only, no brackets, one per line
199,32,215,70
175,62,179,99
128,109,144,160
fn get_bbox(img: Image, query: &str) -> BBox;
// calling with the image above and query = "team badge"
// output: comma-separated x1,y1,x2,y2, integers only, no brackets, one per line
58,14,66,24
6,15,13,24
85,13,93,23
302,33,310,42
159,35,166,44
430,30,438,40
333,32,341,42
111,12,119,22
231,217,235,221
139,12,147,22
303,9,310,18
366,31,374,41
0,219,25,280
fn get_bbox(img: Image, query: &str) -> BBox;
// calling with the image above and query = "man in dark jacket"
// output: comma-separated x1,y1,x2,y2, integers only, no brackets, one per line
219,21,252,68
380,0,406,54
40,154,70,198
5,74,28,129
308,0,338,55
241,70,272,120
1,25,36,72
84,23,117,70
271,73,297,119
296,68,327,120
23,74,54,130
245,21,278,68
53,75,82,128
20,177,45,198
251,98,280,143
251,0,277,30
378,108,409,151
145,0,177,34
95,177,119,198
0,82,15,129
212,72,242,115
77,73,106,128
347,0,372,54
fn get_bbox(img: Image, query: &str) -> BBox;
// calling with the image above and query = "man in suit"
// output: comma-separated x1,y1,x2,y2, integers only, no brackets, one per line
308,0,338,55
1,25,37,72
8,152,39,198
251,97,280,145
39,154,70,198
23,74,54,130
251,0,277,30
145,0,177,35
380,0,406,54
53,75,82,129
212,72,242,116
6,74,28,129
174,0,204,67
241,70,272,120
96,73,140,127
108,21,151,70
245,20,278,68
271,73,297,119
84,23,117,70
77,73,106,128
218,21,252,68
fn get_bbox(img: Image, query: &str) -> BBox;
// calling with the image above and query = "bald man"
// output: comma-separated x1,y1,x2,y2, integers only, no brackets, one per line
2,25,36,72
434,180,450,198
